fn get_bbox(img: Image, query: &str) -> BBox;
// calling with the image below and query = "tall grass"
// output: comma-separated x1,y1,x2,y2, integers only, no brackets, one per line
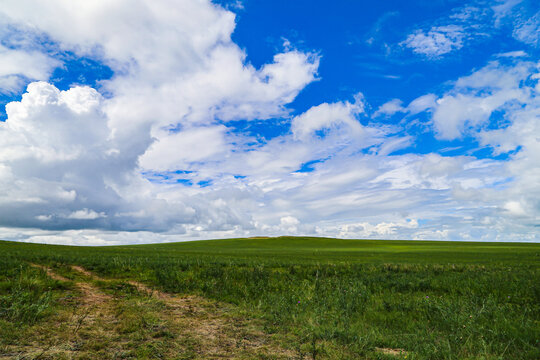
0,262,60,325
1,238,538,359
142,261,538,359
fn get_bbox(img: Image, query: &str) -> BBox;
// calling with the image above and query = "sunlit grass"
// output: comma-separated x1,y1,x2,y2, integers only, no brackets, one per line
1,237,538,359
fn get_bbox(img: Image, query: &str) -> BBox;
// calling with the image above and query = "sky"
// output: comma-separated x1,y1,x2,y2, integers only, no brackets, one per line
0,0,539,245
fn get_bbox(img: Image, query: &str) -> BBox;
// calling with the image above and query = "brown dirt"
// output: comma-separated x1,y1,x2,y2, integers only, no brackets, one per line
30,263,70,282
70,265,93,278
375,347,408,357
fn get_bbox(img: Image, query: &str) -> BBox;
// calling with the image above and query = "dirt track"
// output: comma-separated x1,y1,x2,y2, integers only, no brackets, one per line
3,264,292,359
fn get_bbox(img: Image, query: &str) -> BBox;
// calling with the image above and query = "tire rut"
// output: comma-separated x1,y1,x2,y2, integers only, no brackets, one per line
8,264,293,359
10,264,119,359
69,265,295,359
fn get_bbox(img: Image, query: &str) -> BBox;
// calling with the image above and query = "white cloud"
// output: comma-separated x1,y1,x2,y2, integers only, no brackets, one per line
140,126,230,171
402,25,465,58
0,82,200,232
422,59,540,237
431,60,533,139
373,99,405,117
0,45,60,94
503,201,527,216
0,0,320,235
279,216,300,233
513,11,540,46
402,1,538,60
496,50,528,57
491,1,540,48
492,0,524,25
35,215,52,221
400,2,496,60
0,0,538,244
3,63,538,242
0,0,318,130
0,75,25,95
2,82,107,163
66,209,106,220
291,94,365,140
407,94,437,115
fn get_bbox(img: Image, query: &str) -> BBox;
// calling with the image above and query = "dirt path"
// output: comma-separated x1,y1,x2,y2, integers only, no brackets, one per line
4,264,293,359
375,347,408,357
2,264,118,359
69,265,294,359
32,263,113,305
30,263,70,282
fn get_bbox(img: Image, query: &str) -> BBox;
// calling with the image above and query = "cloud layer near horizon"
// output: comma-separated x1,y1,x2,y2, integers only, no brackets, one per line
0,0,538,244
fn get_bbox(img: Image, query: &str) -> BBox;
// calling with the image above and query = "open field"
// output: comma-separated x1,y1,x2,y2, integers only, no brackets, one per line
1,237,539,359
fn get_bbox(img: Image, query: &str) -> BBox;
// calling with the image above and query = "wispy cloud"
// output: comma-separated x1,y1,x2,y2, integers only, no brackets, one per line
496,50,528,57
402,25,465,58
512,10,540,46
401,0,539,59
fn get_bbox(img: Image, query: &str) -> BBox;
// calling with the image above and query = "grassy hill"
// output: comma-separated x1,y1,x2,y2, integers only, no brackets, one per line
1,237,539,359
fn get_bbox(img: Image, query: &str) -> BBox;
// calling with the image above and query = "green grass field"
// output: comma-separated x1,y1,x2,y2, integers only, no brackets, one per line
1,237,539,359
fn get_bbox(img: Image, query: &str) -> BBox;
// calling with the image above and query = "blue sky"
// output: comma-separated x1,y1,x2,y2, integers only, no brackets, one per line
221,0,539,157
0,0,538,244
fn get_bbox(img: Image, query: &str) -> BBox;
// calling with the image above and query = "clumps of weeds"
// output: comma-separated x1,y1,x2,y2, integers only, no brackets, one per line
0,266,57,325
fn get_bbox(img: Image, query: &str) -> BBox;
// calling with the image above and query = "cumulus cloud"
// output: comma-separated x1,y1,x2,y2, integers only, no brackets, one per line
0,82,186,231
0,0,319,130
0,0,321,238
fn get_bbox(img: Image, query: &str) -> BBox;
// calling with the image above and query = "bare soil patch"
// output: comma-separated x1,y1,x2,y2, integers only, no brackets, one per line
30,263,70,282
375,347,408,357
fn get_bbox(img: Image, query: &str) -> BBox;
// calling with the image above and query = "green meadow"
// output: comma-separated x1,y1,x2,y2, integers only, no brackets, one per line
1,237,539,359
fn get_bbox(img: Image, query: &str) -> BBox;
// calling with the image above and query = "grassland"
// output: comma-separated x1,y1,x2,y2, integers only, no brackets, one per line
1,237,538,359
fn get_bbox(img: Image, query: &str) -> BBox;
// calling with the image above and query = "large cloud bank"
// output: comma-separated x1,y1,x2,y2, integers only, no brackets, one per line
0,0,538,244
